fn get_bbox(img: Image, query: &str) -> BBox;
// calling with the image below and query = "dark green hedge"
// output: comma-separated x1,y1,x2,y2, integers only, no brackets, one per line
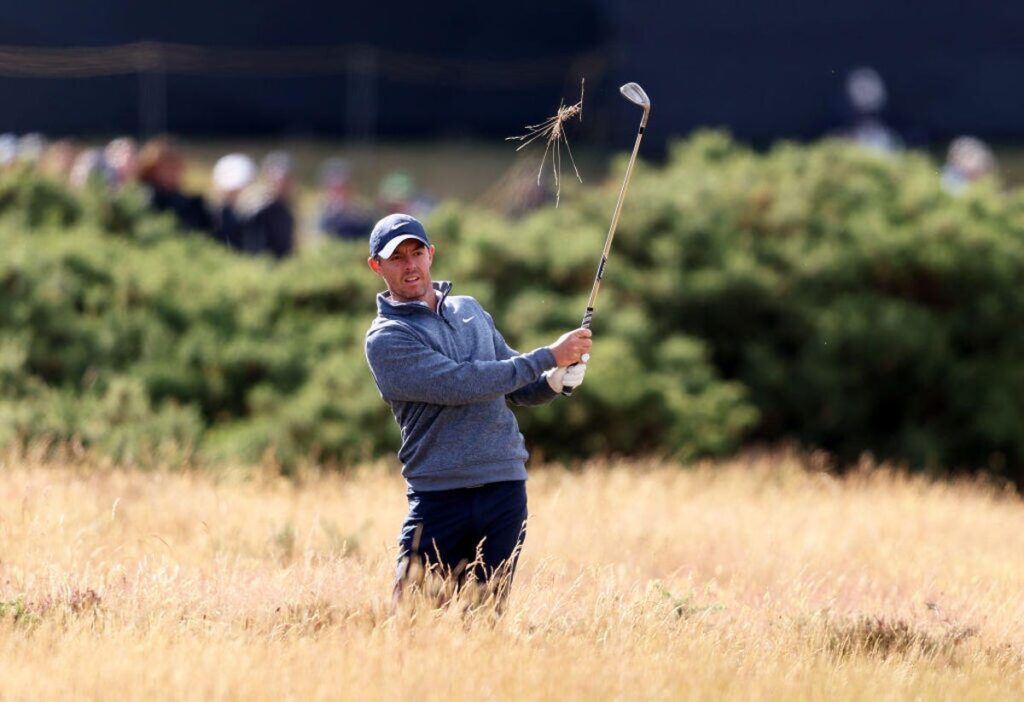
3,133,1023,479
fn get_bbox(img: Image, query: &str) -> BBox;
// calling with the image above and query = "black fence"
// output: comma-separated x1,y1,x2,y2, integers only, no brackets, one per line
0,1,1022,147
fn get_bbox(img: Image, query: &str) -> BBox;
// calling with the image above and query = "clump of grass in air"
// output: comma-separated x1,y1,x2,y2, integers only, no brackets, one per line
507,79,584,206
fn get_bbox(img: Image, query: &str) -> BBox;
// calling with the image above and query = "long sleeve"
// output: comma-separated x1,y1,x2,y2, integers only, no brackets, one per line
366,324,556,406
488,315,559,407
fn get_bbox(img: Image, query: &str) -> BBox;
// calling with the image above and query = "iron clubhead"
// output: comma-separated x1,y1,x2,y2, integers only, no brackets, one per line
619,82,650,108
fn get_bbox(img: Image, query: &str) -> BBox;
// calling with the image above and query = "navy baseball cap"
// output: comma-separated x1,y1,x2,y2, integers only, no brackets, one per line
369,213,431,259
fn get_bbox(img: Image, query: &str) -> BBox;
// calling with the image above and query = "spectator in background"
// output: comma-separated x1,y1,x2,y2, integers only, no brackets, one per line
137,136,213,233
69,148,109,190
16,133,46,166
318,158,374,240
38,139,80,181
837,66,902,153
104,137,138,188
942,136,997,194
211,153,256,250
241,151,295,258
0,134,17,169
378,170,436,218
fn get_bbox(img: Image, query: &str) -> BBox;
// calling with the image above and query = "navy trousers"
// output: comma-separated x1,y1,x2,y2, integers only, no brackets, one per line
396,480,528,590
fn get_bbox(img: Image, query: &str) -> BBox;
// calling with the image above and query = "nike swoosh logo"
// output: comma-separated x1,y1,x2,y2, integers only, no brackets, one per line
462,316,476,323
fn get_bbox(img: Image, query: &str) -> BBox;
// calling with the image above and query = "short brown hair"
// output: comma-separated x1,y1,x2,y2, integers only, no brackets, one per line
136,135,178,185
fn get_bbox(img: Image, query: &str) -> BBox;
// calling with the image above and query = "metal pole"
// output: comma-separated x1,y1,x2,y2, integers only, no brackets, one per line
137,41,167,138
346,45,377,144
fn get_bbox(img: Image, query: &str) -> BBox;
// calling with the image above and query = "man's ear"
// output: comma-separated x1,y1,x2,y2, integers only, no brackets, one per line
427,244,436,263
367,256,383,275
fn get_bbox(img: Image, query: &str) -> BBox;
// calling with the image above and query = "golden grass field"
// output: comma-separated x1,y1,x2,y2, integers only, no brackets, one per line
2,450,1024,701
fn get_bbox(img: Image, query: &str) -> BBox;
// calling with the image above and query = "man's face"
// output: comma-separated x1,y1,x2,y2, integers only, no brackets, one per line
368,239,435,303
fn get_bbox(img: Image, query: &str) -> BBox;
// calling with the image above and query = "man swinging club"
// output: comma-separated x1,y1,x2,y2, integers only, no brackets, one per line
364,213,592,605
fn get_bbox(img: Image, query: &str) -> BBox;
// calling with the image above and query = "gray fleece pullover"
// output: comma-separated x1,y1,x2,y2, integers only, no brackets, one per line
365,281,558,492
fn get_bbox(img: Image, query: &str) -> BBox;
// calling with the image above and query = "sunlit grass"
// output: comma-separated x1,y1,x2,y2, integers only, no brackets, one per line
1,449,1023,700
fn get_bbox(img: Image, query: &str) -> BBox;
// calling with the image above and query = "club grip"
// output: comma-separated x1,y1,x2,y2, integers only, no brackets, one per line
581,306,594,331
561,306,594,397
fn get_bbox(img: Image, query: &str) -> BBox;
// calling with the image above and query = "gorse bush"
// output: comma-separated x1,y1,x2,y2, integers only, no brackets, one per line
2,134,1024,479
599,132,1024,476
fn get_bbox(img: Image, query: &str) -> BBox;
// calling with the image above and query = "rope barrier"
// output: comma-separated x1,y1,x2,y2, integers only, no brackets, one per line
0,42,607,87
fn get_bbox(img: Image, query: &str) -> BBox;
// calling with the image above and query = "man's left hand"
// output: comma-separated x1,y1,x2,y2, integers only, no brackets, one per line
545,361,587,394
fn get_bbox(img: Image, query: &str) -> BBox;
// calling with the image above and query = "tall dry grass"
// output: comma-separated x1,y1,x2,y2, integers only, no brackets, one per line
1,450,1023,700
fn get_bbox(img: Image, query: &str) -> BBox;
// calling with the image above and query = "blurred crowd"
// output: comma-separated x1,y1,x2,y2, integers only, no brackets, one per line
835,66,998,193
0,72,1001,258
0,133,438,257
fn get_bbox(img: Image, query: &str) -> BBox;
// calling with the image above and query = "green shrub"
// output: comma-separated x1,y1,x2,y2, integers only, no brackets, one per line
3,133,1024,480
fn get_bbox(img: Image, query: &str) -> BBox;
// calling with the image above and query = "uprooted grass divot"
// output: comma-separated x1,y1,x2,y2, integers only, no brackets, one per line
507,79,584,206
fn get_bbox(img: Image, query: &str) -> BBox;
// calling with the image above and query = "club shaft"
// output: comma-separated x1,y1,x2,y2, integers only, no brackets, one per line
563,106,648,397
580,107,649,329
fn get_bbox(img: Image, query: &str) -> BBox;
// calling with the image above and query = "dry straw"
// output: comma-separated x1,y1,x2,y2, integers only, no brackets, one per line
507,79,585,206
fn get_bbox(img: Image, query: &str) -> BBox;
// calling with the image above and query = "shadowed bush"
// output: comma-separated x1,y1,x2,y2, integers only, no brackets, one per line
820,614,976,660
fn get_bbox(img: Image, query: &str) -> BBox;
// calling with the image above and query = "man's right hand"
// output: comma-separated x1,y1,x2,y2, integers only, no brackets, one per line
548,328,593,368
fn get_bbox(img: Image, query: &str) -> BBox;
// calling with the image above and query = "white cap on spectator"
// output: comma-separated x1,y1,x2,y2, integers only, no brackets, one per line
948,136,995,179
0,134,16,165
213,153,256,192
17,133,46,163
846,66,887,114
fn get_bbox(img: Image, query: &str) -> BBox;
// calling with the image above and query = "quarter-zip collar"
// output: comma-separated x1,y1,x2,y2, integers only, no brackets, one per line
377,280,454,320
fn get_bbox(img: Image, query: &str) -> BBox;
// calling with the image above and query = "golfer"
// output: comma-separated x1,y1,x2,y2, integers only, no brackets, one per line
364,213,591,603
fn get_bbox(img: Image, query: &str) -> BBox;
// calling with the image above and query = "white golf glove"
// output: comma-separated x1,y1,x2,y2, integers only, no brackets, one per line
545,359,588,393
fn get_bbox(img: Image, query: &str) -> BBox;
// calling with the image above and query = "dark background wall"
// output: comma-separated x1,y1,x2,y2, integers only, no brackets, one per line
611,2,1024,149
0,0,1022,147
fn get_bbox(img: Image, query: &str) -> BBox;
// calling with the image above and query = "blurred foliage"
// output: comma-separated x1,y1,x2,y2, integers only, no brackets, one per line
3,133,1024,480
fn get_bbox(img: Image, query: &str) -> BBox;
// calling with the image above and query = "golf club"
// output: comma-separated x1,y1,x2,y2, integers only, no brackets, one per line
563,81,650,396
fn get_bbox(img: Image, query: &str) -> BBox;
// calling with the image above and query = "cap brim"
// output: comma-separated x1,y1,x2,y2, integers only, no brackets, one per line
378,233,429,258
